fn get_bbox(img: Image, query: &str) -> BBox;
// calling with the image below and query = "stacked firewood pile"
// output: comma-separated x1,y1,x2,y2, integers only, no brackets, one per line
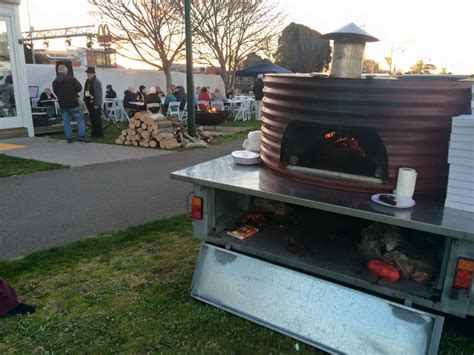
114,112,213,149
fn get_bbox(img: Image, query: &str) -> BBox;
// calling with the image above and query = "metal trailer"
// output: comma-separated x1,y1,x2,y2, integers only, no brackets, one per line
171,155,474,354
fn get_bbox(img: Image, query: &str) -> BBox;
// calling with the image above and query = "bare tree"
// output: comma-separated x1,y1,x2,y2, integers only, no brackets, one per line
192,0,285,92
89,0,185,89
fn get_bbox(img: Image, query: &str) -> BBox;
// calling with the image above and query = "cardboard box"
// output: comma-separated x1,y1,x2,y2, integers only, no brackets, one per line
449,141,474,151
452,114,474,126
451,126,474,135
449,148,474,159
447,185,474,198
450,164,474,174
450,134,473,143
445,200,474,212
448,179,474,189
448,156,474,167
449,171,474,183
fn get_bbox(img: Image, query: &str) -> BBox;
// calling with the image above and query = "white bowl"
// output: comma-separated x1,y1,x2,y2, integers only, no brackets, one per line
231,150,260,165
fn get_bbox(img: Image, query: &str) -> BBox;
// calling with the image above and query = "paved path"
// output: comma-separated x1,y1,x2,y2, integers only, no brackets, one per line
0,137,173,167
0,139,243,259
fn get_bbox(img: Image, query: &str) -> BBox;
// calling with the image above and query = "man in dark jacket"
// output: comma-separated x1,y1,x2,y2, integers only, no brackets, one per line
84,67,104,138
52,64,87,143
252,73,264,121
105,84,117,99
174,86,187,111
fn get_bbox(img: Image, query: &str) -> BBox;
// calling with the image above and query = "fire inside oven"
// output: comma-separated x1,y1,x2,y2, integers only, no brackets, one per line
280,122,388,184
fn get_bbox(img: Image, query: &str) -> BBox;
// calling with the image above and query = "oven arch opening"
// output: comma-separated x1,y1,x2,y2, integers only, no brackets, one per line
280,122,389,184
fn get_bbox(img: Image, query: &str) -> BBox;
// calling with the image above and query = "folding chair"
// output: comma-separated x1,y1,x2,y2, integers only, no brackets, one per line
180,102,188,122
167,101,181,119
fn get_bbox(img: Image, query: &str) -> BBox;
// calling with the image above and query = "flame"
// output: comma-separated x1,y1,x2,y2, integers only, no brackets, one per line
207,107,218,113
324,131,366,157
325,131,336,139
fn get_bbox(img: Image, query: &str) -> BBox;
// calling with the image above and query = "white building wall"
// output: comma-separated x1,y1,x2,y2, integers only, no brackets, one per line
26,64,225,99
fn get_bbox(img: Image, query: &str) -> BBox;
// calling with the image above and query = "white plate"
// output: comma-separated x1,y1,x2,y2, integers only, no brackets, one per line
231,150,260,165
371,193,415,209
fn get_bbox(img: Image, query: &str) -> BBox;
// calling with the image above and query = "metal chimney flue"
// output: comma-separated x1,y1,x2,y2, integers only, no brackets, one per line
322,23,379,79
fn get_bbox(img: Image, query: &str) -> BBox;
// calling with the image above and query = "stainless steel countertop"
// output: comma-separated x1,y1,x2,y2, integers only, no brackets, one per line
171,155,474,240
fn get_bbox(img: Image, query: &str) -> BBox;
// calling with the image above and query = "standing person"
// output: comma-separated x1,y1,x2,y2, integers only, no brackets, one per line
52,64,88,143
253,73,264,121
84,67,104,138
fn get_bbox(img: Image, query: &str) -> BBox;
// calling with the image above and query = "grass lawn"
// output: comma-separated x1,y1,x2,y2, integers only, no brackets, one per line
48,120,129,145
213,119,262,145
48,118,261,146
0,215,472,353
0,154,67,178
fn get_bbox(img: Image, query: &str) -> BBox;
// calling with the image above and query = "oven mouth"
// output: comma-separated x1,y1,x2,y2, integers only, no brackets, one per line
286,165,384,184
281,122,389,185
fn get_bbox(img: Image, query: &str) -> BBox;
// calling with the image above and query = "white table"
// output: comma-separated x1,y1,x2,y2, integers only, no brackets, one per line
229,98,255,121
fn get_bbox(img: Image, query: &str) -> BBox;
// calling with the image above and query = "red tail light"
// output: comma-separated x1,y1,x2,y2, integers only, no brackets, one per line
453,258,474,290
191,196,203,220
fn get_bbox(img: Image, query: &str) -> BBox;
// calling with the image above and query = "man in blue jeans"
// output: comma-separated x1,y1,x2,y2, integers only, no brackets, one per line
52,64,88,143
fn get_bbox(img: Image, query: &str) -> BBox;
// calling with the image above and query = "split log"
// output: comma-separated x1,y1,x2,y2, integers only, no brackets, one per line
159,137,180,149
132,141,139,146
198,130,212,139
157,127,173,134
185,142,208,149
156,132,175,141
141,123,147,130
121,129,127,136
151,113,166,122
124,140,131,146
140,130,150,139
115,138,124,145
128,123,135,129
149,140,158,148
157,121,173,129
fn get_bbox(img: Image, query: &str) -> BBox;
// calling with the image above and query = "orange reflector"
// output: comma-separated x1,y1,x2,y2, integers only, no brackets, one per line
191,196,203,220
454,258,474,290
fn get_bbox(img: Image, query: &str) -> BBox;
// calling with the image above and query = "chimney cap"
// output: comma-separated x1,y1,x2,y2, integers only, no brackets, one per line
322,22,379,43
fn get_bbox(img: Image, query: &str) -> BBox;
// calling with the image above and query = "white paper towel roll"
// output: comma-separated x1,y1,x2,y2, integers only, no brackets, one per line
395,167,417,199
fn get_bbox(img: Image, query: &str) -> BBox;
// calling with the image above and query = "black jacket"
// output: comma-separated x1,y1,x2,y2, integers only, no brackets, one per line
84,76,103,107
174,90,187,111
52,74,82,110
123,90,136,109
145,93,161,113
38,92,57,107
106,89,117,99
253,78,264,101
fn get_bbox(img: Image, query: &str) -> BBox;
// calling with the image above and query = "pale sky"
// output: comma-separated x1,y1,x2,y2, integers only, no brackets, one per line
19,0,474,74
